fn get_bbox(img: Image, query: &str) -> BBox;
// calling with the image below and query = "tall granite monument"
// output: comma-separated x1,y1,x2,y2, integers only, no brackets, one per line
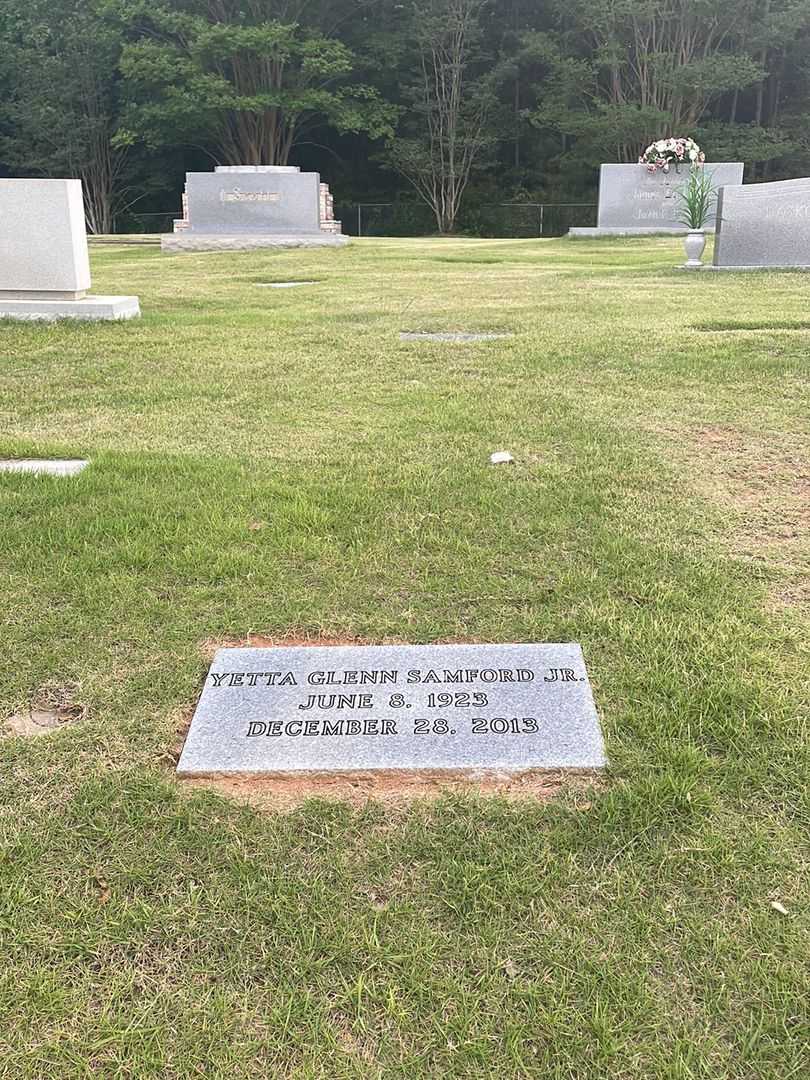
162,165,348,253
0,179,140,321
569,162,744,237
712,177,810,269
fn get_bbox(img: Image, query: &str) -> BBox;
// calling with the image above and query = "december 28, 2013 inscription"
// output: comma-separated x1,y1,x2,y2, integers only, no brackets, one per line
176,643,606,775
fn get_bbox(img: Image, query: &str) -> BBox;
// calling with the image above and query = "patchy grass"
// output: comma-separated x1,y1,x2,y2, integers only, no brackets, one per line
0,236,808,1078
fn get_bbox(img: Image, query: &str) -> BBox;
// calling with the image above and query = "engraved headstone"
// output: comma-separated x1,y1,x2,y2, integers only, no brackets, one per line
162,165,347,253
0,179,140,321
177,643,606,776
712,177,810,269
569,162,744,237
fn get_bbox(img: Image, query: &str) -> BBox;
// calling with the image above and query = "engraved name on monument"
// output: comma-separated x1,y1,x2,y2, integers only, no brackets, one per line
177,643,606,775
220,189,282,204
179,167,322,234
597,163,744,230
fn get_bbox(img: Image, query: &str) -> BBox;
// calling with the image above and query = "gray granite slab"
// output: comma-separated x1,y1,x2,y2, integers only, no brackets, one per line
0,459,88,476
161,234,347,253
594,163,743,231
177,643,606,776
182,168,321,235
400,332,512,342
255,281,318,288
568,227,693,237
713,177,810,268
0,296,140,321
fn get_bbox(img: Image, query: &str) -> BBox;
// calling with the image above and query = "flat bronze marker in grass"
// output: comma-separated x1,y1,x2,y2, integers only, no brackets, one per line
177,642,605,777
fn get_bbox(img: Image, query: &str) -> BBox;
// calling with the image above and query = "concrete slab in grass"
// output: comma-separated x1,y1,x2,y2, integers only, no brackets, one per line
400,331,512,343
0,459,88,477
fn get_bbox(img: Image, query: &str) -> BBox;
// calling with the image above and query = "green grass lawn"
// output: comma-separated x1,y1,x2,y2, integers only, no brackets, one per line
1,236,808,1078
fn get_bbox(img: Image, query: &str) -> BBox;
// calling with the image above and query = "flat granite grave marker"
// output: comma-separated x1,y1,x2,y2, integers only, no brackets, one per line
255,281,319,288
569,162,744,237
0,458,89,477
399,332,512,342
712,177,810,269
177,643,606,776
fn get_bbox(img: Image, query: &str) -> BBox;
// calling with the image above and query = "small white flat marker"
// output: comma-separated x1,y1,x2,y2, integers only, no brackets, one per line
0,459,89,477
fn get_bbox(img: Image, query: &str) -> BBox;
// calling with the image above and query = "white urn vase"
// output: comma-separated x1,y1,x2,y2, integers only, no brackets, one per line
683,229,707,268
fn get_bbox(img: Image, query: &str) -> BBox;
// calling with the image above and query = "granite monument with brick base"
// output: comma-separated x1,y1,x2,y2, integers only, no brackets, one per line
162,165,348,253
0,179,140,321
569,162,744,237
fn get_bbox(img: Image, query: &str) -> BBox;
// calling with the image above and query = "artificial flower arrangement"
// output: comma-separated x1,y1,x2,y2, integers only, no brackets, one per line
639,137,705,173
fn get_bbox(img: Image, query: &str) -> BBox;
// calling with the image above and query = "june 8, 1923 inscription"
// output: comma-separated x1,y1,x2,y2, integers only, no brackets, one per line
177,643,606,775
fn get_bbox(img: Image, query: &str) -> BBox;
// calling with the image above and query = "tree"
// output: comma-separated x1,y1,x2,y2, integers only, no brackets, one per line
385,0,496,233
116,0,396,166
0,0,130,233
530,0,810,174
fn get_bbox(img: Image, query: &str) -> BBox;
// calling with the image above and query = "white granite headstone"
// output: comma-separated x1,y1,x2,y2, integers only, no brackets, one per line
0,179,139,321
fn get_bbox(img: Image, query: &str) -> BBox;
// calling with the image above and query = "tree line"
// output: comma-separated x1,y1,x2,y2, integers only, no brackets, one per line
1,0,809,234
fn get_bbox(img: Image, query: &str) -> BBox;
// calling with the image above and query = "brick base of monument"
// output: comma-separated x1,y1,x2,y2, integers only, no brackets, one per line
161,233,349,253
0,295,141,321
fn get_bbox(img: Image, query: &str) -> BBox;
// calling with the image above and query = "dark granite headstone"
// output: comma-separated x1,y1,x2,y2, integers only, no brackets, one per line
177,643,606,775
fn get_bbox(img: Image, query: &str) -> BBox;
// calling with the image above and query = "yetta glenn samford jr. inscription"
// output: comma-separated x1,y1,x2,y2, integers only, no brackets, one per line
177,643,606,775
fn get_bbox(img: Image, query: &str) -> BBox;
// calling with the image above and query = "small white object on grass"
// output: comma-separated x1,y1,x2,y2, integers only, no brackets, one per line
771,901,789,915
0,459,88,477
490,451,515,465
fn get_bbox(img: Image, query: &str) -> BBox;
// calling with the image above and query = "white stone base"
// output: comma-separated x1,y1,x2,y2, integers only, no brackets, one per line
161,233,349,253
568,227,716,238
0,295,140,321
701,264,810,272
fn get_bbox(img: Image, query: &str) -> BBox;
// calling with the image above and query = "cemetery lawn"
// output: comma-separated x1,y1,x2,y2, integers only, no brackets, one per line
1,235,809,1079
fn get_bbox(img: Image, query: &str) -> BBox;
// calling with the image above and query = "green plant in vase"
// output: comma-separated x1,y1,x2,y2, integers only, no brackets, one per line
676,168,718,267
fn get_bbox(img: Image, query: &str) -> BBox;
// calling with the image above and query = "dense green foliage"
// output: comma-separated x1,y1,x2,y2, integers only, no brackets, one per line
1,0,810,228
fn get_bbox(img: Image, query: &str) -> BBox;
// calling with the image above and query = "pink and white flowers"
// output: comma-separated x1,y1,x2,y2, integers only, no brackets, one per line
639,137,705,173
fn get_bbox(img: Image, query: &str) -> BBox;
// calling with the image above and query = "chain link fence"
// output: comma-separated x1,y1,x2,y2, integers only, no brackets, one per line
121,211,177,234
474,203,596,237
336,202,597,238
118,202,597,238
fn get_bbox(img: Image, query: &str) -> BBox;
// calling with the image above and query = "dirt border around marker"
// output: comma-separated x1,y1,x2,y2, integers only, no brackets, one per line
178,767,603,811
199,632,404,659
